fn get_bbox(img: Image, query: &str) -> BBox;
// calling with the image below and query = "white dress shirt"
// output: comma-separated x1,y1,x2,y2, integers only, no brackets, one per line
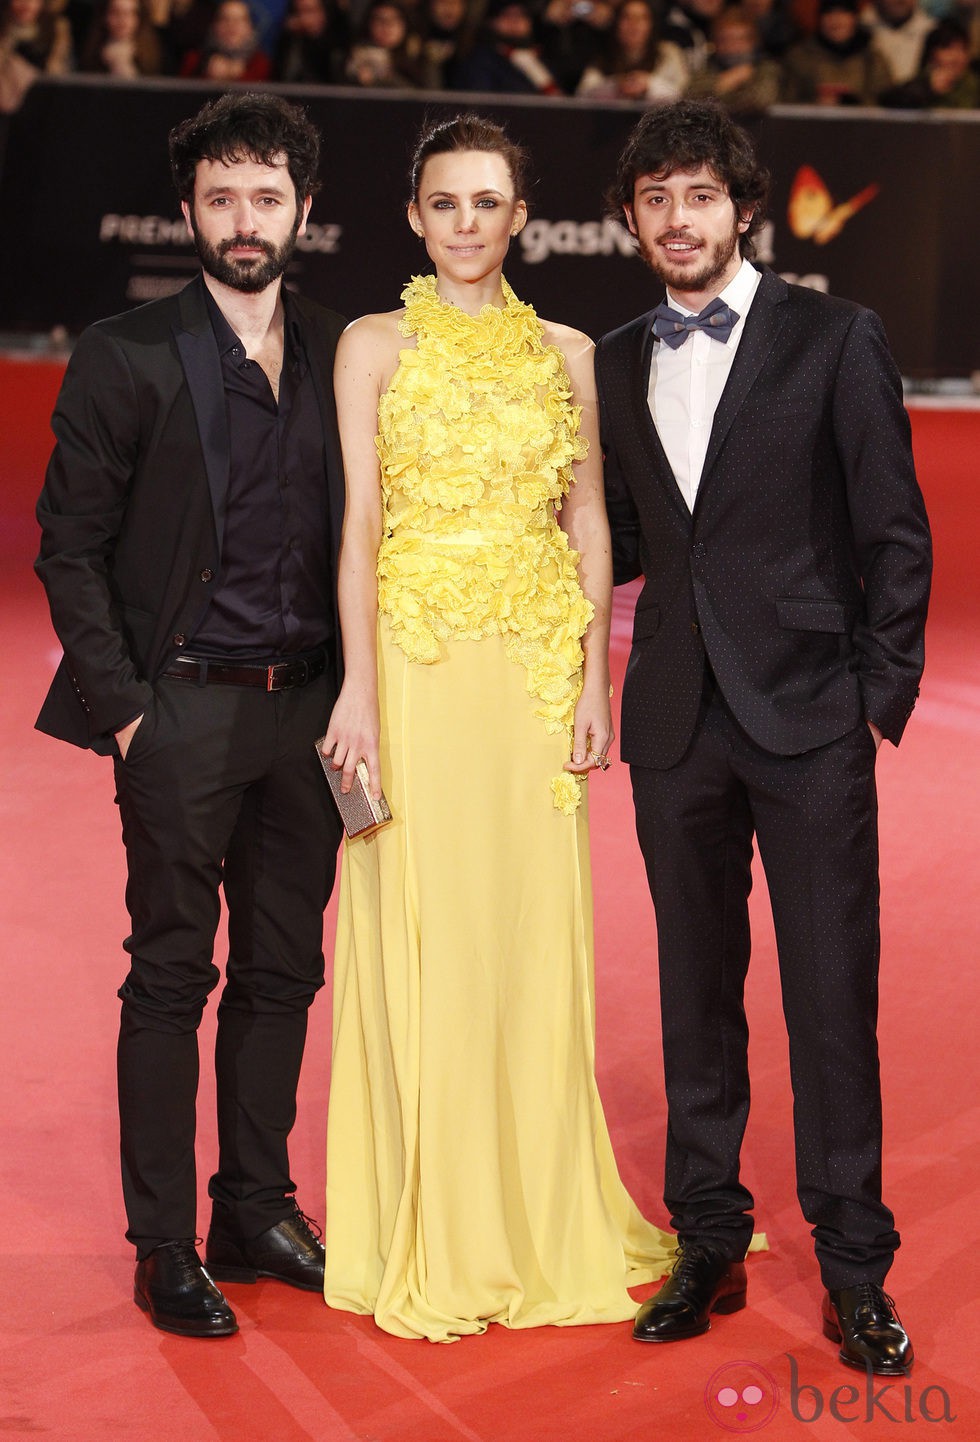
648,257,761,513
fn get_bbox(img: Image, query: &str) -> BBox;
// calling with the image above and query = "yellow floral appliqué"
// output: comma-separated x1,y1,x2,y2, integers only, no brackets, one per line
377,274,591,811
551,772,586,816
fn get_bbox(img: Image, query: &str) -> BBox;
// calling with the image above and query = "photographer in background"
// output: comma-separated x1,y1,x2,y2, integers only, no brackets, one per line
686,4,782,110
344,0,422,84
782,0,892,105
663,0,724,74
880,16,979,104
577,0,688,100
537,0,613,93
452,0,563,92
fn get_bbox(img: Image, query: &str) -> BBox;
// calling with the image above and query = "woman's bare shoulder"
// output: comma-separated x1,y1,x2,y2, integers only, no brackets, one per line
336,309,409,374
539,318,593,351
339,309,405,346
539,318,595,365
540,320,596,397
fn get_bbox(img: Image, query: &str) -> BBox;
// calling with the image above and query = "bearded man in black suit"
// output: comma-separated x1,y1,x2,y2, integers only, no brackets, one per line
595,100,931,1374
35,92,347,1337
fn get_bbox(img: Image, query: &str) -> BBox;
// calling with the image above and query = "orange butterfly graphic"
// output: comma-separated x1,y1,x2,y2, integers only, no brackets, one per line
787,165,880,245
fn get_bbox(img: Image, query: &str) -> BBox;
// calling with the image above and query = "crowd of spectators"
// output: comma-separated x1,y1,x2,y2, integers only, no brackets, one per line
2,0,978,111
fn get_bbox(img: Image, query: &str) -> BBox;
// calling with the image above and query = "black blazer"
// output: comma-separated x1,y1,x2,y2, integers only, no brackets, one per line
35,276,347,753
596,267,932,769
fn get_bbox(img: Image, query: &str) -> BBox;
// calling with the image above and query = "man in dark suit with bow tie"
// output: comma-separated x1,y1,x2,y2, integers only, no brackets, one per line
35,92,346,1336
595,100,931,1374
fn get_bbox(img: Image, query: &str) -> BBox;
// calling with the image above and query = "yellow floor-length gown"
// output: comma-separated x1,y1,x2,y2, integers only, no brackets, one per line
324,275,675,1341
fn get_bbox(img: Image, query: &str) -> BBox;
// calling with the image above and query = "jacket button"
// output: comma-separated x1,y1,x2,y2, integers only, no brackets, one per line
173,633,186,647
200,568,213,582
691,621,700,635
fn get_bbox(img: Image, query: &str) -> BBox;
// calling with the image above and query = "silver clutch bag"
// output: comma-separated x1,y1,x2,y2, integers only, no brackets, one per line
315,740,392,838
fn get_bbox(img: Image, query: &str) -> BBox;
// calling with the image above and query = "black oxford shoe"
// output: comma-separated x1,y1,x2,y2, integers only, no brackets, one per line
633,1241,747,1342
134,1241,238,1337
206,1203,325,1292
823,1284,913,1376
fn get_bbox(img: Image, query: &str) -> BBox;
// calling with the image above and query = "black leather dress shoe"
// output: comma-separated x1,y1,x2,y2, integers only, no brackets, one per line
206,1203,325,1292
633,1242,747,1342
823,1284,913,1375
134,1241,238,1337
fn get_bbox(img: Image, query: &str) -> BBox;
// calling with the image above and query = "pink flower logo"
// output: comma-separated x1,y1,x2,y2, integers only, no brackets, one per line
704,1361,780,1432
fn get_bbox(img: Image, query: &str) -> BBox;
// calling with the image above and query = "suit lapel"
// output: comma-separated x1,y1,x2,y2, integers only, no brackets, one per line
293,294,345,565
696,269,789,510
627,313,693,528
173,276,230,545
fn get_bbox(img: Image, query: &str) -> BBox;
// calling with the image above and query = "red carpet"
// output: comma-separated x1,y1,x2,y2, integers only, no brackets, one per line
1,359,978,1439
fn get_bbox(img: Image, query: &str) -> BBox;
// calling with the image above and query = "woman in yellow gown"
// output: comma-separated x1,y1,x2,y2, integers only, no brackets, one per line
320,113,674,1342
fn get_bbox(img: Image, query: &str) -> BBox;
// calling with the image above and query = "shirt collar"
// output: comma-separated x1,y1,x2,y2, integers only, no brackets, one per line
203,282,307,374
203,284,242,358
283,286,307,374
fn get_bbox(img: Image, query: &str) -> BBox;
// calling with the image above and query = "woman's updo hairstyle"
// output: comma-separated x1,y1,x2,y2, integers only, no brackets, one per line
409,112,531,204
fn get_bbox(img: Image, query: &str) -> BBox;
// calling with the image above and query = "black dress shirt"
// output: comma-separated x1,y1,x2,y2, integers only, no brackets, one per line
191,287,333,658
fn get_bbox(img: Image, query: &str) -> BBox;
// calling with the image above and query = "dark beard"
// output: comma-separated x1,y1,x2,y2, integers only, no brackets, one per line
192,217,300,294
637,213,742,297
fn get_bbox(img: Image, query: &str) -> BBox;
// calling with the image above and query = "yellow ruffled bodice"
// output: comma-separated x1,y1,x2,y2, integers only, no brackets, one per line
376,274,591,812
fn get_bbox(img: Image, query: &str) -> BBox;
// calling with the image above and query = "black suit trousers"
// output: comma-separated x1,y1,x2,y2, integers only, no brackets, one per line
630,689,901,1289
112,667,343,1254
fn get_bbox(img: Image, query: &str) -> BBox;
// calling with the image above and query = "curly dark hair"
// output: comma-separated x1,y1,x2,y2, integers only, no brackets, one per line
169,92,321,209
409,112,531,204
606,100,769,257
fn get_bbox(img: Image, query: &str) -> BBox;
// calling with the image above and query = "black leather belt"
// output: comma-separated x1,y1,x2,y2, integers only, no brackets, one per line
163,650,326,691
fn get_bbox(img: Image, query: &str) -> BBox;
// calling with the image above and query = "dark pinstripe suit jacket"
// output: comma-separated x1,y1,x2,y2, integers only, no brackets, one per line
595,266,932,770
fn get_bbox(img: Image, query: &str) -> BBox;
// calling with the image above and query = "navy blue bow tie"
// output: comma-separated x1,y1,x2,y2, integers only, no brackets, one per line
652,297,740,348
